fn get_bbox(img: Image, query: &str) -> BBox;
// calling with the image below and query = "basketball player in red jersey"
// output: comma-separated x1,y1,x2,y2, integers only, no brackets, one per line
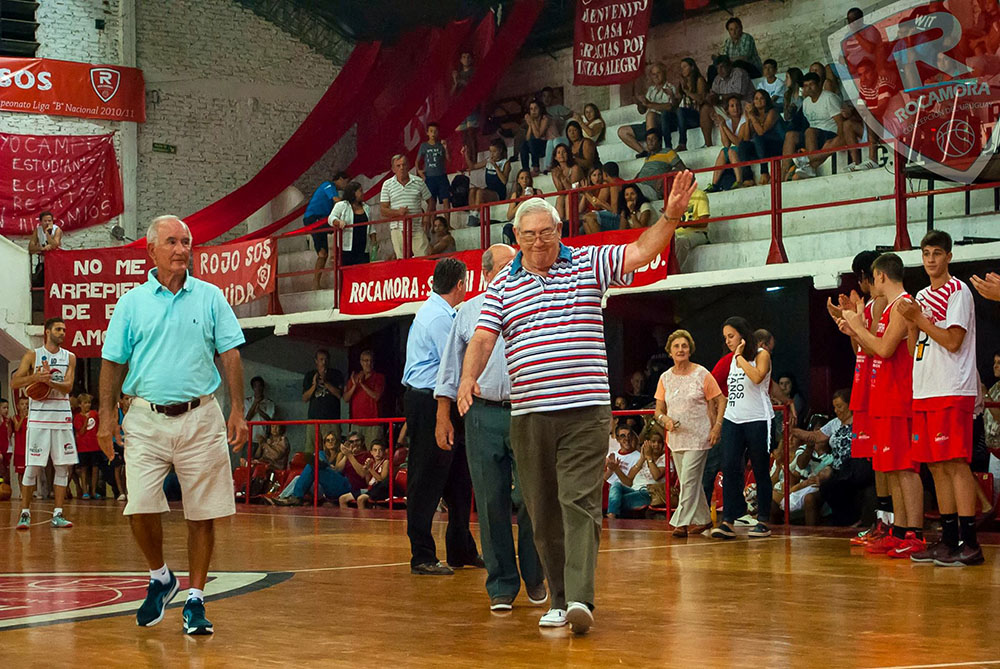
900,231,983,566
827,250,891,545
838,253,925,557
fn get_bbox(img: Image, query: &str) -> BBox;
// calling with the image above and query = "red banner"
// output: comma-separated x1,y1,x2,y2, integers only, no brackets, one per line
573,0,652,86
0,131,124,235
192,238,276,307
339,230,672,316
0,57,145,122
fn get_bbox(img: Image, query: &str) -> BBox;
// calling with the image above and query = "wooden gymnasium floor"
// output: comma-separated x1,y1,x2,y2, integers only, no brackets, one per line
2,500,1000,668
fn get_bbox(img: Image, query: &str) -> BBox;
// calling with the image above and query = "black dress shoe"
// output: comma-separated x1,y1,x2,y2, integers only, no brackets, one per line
411,561,454,575
449,555,486,569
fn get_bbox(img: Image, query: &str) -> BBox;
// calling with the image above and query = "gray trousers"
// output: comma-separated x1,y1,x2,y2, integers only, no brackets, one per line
670,449,711,527
510,404,610,610
465,400,544,599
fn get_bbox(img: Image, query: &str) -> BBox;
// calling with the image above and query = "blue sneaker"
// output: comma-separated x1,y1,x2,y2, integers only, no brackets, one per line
182,598,214,635
15,511,30,531
50,512,73,528
136,571,179,627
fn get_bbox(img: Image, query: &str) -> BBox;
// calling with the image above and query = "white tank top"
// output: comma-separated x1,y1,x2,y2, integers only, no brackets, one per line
724,348,774,424
27,346,73,430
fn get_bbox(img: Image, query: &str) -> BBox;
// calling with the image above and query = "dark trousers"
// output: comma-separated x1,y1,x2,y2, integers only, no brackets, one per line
819,458,876,526
737,133,784,175
657,111,678,148
466,400,544,598
404,389,478,568
519,137,546,170
721,419,772,524
510,404,609,610
676,107,700,147
702,440,748,517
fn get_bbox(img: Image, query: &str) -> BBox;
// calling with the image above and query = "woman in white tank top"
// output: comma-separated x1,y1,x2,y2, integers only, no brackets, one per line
711,316,775,540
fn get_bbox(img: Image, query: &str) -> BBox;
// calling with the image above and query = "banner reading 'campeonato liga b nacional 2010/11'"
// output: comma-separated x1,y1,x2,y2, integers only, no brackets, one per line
0,57,145,122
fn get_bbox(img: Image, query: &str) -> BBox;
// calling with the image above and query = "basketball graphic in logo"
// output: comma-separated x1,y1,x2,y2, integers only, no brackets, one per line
935,120,976,158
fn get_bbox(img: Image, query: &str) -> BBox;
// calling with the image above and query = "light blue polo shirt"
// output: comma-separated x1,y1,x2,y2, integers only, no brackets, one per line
402,291,456,390
102,269,245,404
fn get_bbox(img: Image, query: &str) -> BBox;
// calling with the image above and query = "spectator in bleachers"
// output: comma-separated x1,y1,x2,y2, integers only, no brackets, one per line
328,181,373,267
465,138,511,227
28,211,62,287
304,173,350,290
843,58,894,172
777,374,807,426
810,62,841,94
607,425,667,519
344,349,385,445
843,7,885,70
540,87,572,135
675,187,711,272
705,95,750,192
720,17,762,78
675,58,708,152
782,67,806,131
429,216,457,254
655,329,724,536
519,100,555,177
417,123,452,228
738,89,784,186
255,423,290,471
454,51,479,163
702,56,755,148
302,349,344,442
619,184,654,230
276,432,353,507
502,169,539,245
381,154,434,259
338,431,374,501
572,103,606,142
581,165,620,234
605,424,643,518
618,62,678,156
783,72,844,181
355,438,391,509
566,121,600,173
985,352,1000,451
759,59,786,108
550,144,585,223
243,376,275,458
633,129,687,202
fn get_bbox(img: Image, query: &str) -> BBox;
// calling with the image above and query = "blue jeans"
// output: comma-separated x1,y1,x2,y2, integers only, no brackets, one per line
675,107,700,147
292,463,352,500
520,137,547,170
747,130,785,174
607,481,651,516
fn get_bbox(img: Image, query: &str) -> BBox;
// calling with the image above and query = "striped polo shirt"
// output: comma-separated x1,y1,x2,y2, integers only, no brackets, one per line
379,174,431,230
476,243,633,416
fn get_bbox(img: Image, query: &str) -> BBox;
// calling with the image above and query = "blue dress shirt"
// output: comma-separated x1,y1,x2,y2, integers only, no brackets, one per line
435,292,510,402
402,292,456,391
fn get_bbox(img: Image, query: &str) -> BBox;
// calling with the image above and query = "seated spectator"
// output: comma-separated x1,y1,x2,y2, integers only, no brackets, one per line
355,439,391,509
719,17,762,78
519,100,556,176
276,432,354,507
675,58,708,152
465,138,511,227
255,423,290,471
810,61,841,94
608,425,668,519
417,123,452,227
581,165,621,234
701,56,755,147
782,67,806,132
675,187,711,272
73,393,101,500
738,89,784,186
428,216,456,254
705,95,750,192
777,374,807,424
605,424,644,517
453,51,479,162
380,154,433,259
328,181,373,267
626,370,654,409
337,431,373,502
619,184,654,230
303,173,350,290
572,103,606,142
549,143,585,222
759,59,786,109
782,72,844,181
244,375,275,456
633,130,687,202
618,62,678,155
566,120,600,173
540,86,573,135
502,169,541,245
844,58,894,171
28,211,63,287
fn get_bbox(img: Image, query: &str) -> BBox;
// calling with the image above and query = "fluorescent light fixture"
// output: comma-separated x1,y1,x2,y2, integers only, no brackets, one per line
765,286,783,292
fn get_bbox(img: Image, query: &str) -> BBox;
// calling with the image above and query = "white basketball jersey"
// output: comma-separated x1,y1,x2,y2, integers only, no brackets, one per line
912,277,978,399
27,346,73,430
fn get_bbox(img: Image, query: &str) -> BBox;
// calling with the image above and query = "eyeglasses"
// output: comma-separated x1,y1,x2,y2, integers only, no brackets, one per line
518,228,559,244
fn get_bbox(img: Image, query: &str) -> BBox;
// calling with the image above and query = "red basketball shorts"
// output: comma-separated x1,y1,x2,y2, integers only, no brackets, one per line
870,415,917,472
851,410,874,459
911,396,974,464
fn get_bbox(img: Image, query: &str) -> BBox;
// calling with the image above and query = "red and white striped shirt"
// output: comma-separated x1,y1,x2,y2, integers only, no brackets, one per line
476,244,633,416
913,277,977,399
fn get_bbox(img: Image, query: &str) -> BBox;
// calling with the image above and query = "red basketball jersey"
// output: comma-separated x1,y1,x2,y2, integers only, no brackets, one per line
849,299,877,413
868,293,913,418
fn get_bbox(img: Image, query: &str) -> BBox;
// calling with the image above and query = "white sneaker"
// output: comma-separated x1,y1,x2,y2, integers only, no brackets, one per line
117,494,127,502
734,514,756,526
796,164,816,179
538,608,567,628
792,155,810,170
565,602,593,635
855,159,878,171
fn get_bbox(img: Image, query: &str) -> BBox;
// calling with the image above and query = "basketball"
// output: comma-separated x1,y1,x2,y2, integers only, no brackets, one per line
25,381,51,401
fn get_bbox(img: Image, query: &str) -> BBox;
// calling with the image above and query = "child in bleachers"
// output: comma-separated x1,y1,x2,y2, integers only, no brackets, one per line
465,138,511,226
356,439,391,509
758,59,786,109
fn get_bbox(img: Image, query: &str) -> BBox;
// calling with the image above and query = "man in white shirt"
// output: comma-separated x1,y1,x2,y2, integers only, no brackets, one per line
782,72,844,180
28,211,62,286
242,376,275,459
758,59,787,107
380,154,434,259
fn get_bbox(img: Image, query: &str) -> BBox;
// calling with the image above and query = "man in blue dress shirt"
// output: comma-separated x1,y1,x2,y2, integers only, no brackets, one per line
97,215,248,636
435,244,545,611
403,257,480,575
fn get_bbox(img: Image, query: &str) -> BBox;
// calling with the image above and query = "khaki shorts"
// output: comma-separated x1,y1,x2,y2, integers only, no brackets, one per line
123,396,236,521
390,226,430,259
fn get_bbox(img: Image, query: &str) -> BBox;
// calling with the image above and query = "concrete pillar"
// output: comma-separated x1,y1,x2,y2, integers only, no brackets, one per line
119,0,139,239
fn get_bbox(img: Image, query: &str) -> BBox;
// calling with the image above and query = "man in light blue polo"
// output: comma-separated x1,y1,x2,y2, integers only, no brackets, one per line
97,215,248,636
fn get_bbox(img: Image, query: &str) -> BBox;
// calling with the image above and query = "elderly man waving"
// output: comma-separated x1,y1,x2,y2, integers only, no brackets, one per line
457,171,696,635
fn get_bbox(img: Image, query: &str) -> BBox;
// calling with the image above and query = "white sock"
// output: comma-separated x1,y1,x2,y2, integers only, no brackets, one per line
886,511,894,524
53,507,62,516
21,508,29,516
188,588,204,601
150,565,170,584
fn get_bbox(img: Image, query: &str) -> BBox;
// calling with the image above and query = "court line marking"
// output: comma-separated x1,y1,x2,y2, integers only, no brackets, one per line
0,510,54,531
864,661,1000,669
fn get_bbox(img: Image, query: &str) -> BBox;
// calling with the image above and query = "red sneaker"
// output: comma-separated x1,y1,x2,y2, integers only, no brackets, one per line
865,532,903,555
888,532,926,559
851,519,888,546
